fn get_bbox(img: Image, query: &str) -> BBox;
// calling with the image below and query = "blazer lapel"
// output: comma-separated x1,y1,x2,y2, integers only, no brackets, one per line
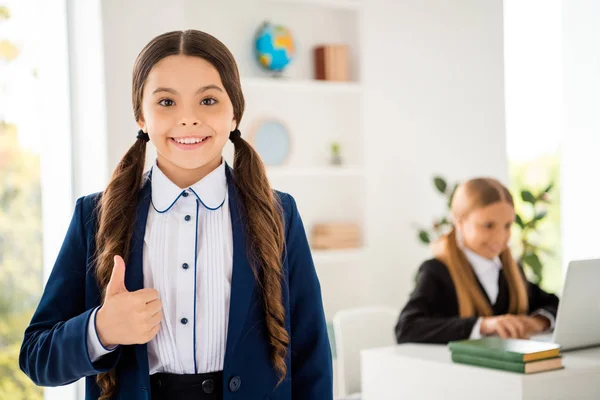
223,165,257,369
127,172,152,385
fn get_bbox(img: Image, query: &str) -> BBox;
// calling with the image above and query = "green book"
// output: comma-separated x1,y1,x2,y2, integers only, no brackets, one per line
448,337,560,362
451,352,563,374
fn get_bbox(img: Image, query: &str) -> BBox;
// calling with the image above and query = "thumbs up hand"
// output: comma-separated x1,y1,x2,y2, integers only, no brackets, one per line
96,255,163,348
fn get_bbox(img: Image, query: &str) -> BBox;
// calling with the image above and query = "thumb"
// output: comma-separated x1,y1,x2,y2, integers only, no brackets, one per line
106,255,128,296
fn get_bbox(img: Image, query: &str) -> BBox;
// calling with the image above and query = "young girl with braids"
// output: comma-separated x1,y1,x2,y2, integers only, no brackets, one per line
20,30,332,400
396,178,559,344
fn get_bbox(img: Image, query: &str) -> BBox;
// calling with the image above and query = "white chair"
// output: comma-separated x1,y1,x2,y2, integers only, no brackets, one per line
332,306,399,399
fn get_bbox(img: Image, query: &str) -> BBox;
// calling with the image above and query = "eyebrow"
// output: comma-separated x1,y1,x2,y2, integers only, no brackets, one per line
152,84,224,95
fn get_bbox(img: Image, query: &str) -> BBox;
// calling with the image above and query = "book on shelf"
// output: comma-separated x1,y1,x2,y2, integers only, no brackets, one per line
314,44,349,82
311,222,361,250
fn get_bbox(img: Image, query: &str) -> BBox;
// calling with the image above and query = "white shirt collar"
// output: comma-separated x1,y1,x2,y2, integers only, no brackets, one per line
151,159,227,212
461,245,503,275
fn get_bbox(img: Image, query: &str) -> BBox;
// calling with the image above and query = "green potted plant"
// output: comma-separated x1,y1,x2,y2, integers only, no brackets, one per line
330,141,342,166
415,176,554,284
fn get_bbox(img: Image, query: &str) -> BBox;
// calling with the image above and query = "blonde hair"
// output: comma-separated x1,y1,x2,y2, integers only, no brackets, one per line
431,178,528,318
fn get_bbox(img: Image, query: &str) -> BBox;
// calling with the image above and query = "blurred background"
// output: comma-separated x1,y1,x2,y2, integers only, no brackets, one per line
1,0,599,399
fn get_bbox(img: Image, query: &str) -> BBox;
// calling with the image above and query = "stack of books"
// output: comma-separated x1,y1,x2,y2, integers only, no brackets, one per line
311,223,361,250
448,337,563,374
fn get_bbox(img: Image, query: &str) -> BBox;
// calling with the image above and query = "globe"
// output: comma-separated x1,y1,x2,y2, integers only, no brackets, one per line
255,22,295,73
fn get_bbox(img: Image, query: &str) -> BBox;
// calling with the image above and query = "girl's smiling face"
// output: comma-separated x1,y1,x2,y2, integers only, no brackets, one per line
457,201,516,260
137,55,237,184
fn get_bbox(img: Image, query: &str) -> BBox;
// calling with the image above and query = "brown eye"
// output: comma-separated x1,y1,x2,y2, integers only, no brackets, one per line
158,99,175,107
201,98,217,106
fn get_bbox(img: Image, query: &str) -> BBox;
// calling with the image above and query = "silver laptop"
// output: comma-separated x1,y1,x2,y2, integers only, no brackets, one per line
532,258,600,351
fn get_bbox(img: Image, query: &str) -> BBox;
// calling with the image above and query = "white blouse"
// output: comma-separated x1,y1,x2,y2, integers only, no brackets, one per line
87,160,233,374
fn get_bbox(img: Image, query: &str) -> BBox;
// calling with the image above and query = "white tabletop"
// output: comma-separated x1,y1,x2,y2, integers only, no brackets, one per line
375,343,600,371
361,344,600,400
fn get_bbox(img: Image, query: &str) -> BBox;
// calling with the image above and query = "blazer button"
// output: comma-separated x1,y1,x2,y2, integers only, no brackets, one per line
229,376,241,392
181,318,188,325
182,191,189,197
184,215,191,221
202,378,214,394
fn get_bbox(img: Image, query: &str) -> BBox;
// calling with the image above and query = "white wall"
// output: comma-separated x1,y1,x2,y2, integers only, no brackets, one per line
561,0,600,265
504,0,562,163
362,0,508,308
96,0,509,312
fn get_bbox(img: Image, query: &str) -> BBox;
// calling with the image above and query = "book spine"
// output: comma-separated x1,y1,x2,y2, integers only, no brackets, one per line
448,342,523,362
333,45,342,81
339,45,349,81
451,353,525,373
314,46,326,80
325,45,334,80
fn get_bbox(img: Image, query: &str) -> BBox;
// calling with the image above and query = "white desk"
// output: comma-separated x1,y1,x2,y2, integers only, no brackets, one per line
361,344,600,400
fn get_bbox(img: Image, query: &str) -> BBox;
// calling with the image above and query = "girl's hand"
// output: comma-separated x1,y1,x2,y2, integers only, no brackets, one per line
517,315,551,335
96,255,163,347
480,314,529,339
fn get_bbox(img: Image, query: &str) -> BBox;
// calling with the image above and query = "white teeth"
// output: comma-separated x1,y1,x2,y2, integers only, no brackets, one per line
174,137,206,144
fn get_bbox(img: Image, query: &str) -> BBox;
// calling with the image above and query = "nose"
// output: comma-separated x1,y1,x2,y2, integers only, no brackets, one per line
179,119,199,127
178,106,201,127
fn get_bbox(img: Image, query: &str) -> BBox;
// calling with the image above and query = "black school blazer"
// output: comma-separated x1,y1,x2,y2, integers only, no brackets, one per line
395,258,559,344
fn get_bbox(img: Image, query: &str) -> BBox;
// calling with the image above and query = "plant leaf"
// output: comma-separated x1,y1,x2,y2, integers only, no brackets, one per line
448,183,459,208
523,252,543,283
515,214,525,229
543,182,554,194
418,230,431,244
534,210,548,221
521,190,536,204
434,177,447,194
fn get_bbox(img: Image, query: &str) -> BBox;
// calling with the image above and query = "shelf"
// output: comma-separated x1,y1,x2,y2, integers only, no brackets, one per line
267,0,362,10
242,77,362,94
311,248,365,263
266,166,366,178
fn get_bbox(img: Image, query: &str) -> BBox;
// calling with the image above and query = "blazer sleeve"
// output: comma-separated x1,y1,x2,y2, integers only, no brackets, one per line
282,193,334,399
526,276,559,320
19,196,121,387
395,260,479,344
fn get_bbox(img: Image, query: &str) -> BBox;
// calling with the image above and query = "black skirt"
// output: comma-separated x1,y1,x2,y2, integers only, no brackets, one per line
150,371,223,400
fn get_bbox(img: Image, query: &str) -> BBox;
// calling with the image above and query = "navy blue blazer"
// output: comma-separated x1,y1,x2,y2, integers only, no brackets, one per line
20,167,333,399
